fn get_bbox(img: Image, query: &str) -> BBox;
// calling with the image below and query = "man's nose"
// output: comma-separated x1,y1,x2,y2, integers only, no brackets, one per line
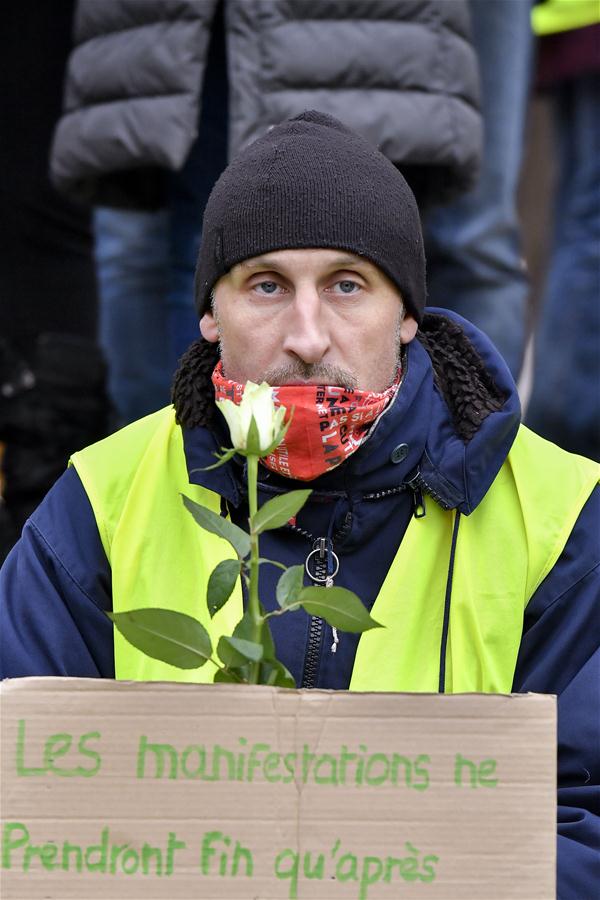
282,289,331,363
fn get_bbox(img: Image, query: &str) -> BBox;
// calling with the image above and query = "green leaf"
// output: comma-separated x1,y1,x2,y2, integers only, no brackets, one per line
190,448,236,472
258,606,277,660
224,612,290,686
107,609,212,669
276,565,305,609
214,667,245,684
232,609,254,642
218,635,264,668
245,415,262,455
207,559,240,617
232,610,276,661
252,489,312,534
296,586,383,633
263,659,296,689
182,494,251,559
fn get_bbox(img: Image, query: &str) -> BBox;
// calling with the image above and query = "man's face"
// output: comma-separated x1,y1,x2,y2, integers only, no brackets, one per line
200,248,418,392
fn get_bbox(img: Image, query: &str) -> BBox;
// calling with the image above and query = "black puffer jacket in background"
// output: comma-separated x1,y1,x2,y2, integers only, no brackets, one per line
50,0,482,210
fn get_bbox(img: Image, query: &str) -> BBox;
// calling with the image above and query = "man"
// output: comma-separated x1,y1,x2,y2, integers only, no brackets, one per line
1,112,599,896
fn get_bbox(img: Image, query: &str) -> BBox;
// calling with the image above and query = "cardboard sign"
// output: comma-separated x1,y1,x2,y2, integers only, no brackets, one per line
1,678,556,899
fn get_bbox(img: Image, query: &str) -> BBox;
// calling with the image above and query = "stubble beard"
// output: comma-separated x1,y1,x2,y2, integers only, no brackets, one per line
214,306,404,392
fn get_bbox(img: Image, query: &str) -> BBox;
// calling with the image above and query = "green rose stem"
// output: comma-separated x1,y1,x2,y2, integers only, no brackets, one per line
246,453,262,684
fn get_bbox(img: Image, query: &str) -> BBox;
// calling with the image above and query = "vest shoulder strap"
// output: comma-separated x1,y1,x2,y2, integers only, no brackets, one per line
506,425,600,596
71,407,189,558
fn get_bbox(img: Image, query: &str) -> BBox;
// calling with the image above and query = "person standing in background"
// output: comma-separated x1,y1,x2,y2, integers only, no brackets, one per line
525,0,600,461
424,0,535,380
92,2,230,424
50,0,484,424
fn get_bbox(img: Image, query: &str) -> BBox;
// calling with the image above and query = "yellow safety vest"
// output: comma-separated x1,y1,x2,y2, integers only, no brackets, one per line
71,407,599,693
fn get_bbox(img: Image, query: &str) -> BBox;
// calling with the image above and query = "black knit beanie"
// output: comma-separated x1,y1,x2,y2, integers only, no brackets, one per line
195,110,426,323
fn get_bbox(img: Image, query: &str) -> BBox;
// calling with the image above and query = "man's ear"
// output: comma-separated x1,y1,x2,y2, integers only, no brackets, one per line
200,311,219,343
400,314,418,345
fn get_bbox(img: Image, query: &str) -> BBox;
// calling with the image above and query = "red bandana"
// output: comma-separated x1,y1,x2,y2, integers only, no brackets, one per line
212,363,401,481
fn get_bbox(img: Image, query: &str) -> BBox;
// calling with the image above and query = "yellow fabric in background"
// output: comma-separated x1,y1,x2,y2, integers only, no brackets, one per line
532,0,600,36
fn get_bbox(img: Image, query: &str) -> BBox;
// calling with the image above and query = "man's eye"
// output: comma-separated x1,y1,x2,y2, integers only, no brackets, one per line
255,281,280,295
334,280,360,294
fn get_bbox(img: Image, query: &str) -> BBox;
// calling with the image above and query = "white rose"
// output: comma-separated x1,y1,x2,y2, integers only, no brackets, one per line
216,381,288,455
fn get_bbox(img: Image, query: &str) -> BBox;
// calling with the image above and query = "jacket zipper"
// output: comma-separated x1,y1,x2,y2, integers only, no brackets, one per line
300,536,335,688
301,616,324,688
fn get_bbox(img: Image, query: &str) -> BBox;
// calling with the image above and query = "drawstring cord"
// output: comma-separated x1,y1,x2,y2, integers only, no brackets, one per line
327,498,344,653
438,511,461,693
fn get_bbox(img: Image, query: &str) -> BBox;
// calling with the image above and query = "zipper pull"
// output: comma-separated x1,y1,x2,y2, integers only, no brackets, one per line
411,484,426,518
406,472,427,519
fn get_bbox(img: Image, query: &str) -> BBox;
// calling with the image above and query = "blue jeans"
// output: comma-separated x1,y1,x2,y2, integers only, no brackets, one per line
424,0,534,379
526,74,600,460
95,131,227,424
95,146,224,425
95,207,172,424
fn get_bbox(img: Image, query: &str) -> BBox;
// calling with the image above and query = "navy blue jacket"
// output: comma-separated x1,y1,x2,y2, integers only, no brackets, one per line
1,313,599,897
